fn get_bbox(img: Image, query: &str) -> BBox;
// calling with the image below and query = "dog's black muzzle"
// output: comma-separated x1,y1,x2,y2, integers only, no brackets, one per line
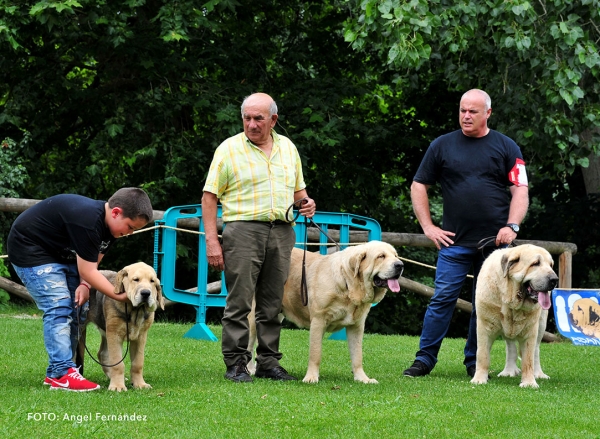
140,289,151,302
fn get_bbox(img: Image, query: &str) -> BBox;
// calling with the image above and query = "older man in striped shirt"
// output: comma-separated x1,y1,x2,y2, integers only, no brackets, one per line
202,92,316,383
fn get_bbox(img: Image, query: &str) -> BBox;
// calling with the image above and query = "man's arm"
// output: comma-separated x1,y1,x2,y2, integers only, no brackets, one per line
507,185,529,225
495,185,529,245
410,181,455,249
201,191,224,271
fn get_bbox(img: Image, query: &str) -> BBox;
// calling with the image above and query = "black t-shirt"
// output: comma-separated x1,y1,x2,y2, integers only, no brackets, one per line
7,194,114,267
413,129,525,247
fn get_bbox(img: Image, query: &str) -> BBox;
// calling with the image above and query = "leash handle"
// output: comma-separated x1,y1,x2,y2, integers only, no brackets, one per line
285,198,306,223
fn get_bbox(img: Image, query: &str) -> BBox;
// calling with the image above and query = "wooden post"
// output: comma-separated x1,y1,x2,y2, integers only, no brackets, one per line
558,251,572,289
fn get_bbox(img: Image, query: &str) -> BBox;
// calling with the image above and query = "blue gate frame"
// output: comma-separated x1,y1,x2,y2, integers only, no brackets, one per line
154,204,382,341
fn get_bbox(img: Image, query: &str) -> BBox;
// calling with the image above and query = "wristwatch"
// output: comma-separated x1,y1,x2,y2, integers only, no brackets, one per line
506,223,520,233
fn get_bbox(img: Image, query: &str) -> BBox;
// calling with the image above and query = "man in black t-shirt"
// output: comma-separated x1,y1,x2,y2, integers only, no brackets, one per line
403,89,529,379
7,187,153,391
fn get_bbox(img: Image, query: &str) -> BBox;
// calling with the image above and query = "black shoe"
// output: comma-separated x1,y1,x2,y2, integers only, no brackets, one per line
403,360,431,377
255,365,297,381
466,365,476,378
224,359,253,383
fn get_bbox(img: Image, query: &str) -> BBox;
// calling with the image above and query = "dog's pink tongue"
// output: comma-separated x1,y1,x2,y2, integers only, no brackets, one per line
538,291,552,310
388,278,401,293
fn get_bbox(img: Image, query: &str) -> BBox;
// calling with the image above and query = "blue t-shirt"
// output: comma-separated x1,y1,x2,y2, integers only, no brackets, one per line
7,194,114,267
413,129,525,247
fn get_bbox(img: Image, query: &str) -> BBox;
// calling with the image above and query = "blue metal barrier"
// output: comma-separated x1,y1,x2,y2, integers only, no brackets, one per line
154,204,382,340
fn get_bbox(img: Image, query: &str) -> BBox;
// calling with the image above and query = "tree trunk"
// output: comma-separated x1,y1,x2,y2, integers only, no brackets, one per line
580,128,600,195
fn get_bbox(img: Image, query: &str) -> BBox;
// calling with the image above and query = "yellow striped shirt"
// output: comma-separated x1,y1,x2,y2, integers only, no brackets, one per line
203,130,306,222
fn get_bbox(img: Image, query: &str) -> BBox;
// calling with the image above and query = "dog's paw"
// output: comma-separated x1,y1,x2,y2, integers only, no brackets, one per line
354,373,378,384
519,380,539,389
356,377,378,384
470,374,489,385
498,367,521,377
132,382,152,389
302,374,319,384
534,371,550,380
108,383,128,392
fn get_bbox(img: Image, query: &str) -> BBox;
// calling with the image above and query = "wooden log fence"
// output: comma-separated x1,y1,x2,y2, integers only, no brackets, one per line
0,197,575,343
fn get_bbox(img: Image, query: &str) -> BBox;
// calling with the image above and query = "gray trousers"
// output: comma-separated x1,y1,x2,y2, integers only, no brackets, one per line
221,221,296,369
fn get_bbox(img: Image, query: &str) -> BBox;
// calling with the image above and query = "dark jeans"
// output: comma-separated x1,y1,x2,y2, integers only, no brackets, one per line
415,244,498,371
221,221,295,369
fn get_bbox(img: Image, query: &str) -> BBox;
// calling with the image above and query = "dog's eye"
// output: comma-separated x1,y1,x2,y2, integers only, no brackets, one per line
378,254,385,259
531,261,540,267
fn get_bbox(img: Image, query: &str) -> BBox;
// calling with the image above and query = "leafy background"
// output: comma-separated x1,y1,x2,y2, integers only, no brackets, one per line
1,0,599,336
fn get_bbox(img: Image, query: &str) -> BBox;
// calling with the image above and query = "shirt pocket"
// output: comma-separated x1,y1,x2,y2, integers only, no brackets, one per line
270,162,296,190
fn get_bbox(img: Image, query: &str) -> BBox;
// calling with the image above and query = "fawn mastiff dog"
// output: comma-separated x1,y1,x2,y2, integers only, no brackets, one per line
471,244,558,388
86,262,164,391
248,240,404,384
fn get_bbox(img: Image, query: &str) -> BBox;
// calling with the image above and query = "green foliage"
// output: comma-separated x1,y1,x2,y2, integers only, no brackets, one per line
1,0,599,332
0,136,28,302
0,0,428,275
0,137,29,198
344,0,600,178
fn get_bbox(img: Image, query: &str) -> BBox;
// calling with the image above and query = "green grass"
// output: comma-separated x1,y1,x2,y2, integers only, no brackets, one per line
0,306,598,439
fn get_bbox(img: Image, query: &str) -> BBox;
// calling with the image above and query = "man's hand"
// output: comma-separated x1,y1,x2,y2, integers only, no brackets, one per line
496,227,517,246
298,197,316,219
422,224,455,250
206,237,224,271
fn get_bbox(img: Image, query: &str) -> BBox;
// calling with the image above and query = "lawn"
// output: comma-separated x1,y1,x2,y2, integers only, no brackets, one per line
0,305,597,439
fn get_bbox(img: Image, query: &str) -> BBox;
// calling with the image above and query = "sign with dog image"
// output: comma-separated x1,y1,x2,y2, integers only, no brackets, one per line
552,289,600,346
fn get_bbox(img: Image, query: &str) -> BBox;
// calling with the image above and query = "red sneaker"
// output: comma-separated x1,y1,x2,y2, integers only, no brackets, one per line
49,367,100,392
43,377,52,386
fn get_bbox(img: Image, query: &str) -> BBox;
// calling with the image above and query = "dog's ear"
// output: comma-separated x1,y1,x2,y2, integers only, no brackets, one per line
114,267,128,295
155,278,165,310
340,249,368,305
501,252,520,278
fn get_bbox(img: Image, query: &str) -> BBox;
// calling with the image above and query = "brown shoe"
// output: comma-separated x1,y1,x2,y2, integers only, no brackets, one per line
224,359,253,383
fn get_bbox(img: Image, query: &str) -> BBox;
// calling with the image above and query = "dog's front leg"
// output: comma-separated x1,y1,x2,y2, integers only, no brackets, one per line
471,320,495,385
303,319,327,383
246,305,257,375
130,334,151,389
518,339,539,388
534,310,549,379
97,330,111,379
498,338,521,377
106,331,127,392
346,322,377,383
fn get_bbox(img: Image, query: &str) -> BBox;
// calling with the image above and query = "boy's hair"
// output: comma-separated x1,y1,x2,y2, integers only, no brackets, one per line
108,187,154,222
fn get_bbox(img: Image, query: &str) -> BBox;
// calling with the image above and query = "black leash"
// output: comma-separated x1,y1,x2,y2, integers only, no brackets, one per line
477,235,516,252
300,215,309,306
77,302,134,368
285,199,341,306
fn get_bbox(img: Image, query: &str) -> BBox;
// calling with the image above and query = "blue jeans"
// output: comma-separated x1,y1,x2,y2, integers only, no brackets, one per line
12,263,88,378
415,245,494,371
